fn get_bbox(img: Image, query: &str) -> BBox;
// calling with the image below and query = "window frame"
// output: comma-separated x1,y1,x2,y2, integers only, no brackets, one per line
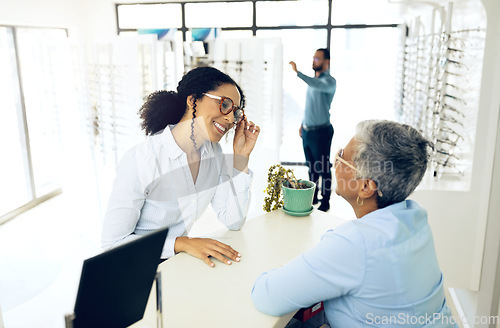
115,0,401,48
0,25,66,224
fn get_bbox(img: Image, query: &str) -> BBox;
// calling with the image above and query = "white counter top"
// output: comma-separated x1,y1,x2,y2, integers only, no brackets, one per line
132,208,348,328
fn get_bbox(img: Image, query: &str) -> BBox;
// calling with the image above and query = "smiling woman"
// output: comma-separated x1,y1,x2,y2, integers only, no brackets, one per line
102,66,261,268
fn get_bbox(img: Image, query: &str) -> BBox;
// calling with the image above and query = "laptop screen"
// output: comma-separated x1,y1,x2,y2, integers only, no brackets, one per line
72,228,168,328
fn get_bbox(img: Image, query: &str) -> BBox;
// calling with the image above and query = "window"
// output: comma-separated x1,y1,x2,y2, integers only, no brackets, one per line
218,30,254,40
118,4,182,29
256,0,329,27
0,27,32,217
115,1,402,164
15,27,67,197
185,2,253,28
331,0,404,25
0,26,67,222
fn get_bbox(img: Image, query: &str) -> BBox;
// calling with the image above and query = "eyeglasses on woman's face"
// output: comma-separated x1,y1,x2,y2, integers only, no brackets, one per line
334,148,359,172
334,148,383,197
203,93,245,123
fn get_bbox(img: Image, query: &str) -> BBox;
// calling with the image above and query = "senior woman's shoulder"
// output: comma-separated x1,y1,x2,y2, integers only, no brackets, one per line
321,220,365,247
352,200,431,247
360,200,428,221
323,200,429,238
387,199,429,221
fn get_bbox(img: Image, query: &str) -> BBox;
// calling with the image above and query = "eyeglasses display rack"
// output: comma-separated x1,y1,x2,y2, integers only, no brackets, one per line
397,2,485,186
75,36,179,168
72,35,180,215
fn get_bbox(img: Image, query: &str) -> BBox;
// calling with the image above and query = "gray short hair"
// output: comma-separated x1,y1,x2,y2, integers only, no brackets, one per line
352,120,433,208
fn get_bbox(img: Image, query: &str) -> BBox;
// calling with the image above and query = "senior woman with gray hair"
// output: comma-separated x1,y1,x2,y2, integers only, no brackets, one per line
252,120,458,327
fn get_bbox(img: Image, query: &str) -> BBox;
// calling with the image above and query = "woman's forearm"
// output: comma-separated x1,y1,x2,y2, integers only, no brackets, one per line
233,153,249,173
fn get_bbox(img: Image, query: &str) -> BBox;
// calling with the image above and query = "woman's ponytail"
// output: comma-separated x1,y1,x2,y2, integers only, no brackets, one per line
139,90,185,135
139,66,245,136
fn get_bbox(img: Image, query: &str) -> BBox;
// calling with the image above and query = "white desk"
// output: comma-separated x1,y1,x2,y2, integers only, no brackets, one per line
133,209,348,328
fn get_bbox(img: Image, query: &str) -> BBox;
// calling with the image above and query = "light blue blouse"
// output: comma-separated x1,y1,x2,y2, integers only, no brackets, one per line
252,200,458,328
102,126,252,259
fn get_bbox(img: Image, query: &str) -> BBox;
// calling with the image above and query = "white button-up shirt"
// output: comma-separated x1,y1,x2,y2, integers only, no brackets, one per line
102,126,252,258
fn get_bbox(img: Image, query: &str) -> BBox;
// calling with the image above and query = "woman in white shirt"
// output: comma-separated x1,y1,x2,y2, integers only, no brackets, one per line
102,66,260,267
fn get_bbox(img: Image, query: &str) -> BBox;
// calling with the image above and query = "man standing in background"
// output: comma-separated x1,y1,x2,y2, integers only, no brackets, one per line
289,48,336,212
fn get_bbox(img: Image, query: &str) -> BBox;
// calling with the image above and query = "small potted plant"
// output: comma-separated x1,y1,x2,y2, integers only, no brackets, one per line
263,164,316,216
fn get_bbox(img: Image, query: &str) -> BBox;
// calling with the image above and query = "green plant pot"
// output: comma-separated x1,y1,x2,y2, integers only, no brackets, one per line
282,180,316,213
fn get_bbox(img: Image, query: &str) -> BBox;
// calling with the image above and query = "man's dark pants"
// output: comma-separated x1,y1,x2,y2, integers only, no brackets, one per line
301,124,334,204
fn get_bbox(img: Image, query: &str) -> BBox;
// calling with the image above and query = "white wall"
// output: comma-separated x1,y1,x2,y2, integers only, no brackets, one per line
0,0,116,43
1,0,82,30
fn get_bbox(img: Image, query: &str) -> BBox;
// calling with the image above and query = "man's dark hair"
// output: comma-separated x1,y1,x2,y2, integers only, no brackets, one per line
317,48,330,60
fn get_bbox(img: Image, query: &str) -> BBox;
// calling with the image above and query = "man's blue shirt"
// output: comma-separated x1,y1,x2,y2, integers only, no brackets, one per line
297,70,336,127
